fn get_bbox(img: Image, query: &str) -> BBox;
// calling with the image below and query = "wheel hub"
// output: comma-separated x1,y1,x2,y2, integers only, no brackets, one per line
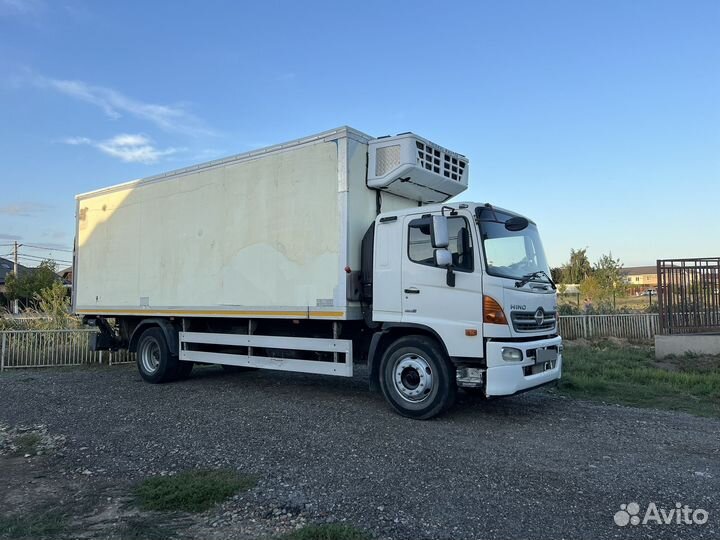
140,338,161,374
393,354,433,402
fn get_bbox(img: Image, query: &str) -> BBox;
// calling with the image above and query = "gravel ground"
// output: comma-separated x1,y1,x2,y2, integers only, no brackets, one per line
0,363,718,540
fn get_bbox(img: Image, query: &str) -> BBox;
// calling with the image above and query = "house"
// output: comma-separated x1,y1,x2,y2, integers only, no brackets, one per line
621,265,658,293
0,257,31,306
58,266,73,285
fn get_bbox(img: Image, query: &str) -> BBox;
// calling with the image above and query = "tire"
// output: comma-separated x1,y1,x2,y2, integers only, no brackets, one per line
136,327,179,383
379,335,456,420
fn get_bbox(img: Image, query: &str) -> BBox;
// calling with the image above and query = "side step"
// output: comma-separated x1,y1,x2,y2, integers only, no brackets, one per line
178,331,353,377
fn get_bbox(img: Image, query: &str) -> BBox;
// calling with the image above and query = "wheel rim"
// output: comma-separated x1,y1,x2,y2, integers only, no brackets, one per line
140,337,161,374
392,353,434,403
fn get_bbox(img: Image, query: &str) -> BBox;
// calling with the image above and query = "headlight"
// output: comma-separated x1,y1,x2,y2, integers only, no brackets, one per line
501,347,523,362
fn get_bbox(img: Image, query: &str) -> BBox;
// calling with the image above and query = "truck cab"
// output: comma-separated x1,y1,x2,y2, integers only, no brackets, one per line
367,201,562,418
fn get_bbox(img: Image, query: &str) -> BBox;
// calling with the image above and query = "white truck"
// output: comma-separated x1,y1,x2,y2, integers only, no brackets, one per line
73,126,562,419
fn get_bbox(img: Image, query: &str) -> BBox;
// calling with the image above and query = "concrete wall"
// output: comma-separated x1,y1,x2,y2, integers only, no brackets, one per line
655,334,720,358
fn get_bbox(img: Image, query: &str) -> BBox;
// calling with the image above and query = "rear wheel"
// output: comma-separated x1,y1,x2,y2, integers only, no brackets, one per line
137,327,178,383
379,335,456,420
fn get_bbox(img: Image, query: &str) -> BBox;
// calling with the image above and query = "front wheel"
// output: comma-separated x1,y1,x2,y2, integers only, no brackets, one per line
379,335,456,420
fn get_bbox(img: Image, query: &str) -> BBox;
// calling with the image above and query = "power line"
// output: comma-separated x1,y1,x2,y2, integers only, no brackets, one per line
18,254,72,265
22,243,74,253
19,252,72,261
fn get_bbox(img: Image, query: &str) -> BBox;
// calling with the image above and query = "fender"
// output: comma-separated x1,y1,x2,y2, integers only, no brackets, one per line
367,323,450,392
128,318,180,356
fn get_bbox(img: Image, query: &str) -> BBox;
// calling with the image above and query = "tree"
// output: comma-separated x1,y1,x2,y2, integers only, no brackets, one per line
34,281,75,329
594,252,626,298
561,248,592,284
4,260,59,307
579,253,627,309
579,275,602,304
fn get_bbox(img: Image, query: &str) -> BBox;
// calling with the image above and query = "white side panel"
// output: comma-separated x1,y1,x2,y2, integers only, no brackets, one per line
179,331,353,377
346,139,375,271
76,142,341,312
372,217,403,321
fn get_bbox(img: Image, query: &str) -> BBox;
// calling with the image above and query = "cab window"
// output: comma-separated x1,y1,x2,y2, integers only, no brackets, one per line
408,216,473,272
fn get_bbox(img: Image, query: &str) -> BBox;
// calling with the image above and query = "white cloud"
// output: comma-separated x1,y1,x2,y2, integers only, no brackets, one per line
62,136,92,145
62,133,182,164
0,0,44,16
0,202,51,216
32,74,214,136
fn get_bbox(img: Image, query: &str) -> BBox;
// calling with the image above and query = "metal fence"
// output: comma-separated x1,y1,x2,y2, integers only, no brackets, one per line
0,313,672,371
658,258,720,334
558,313,659,341
0,329,134,371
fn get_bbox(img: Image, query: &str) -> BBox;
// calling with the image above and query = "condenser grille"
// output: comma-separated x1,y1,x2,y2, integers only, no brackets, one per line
375,144,401,176
416,141,467,181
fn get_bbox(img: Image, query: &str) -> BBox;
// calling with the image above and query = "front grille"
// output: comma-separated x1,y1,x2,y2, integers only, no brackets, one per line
511,310,556,333
415,141,467,181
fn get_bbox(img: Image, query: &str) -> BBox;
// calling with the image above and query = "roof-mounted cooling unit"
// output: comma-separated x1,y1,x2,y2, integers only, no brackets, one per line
367,133,469,203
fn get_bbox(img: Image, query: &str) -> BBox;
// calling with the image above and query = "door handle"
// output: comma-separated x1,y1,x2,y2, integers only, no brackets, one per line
404,288,420,294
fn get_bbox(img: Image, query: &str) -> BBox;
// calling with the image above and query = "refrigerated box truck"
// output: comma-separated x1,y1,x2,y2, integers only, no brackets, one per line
74,126,562,419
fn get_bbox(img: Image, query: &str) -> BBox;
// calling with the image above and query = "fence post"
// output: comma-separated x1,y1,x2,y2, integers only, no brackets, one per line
582,315,588,339
1,333,6,373
646,315,652,340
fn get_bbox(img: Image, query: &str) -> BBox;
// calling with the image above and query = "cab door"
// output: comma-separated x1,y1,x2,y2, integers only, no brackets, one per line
401,211,484,358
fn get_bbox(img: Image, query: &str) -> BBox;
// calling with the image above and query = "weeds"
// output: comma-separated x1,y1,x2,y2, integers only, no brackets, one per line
278,524,371,540
133,469,257,513
0,510,68,538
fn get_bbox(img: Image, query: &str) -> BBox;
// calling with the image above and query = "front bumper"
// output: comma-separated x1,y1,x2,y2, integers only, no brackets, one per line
485,336,562,396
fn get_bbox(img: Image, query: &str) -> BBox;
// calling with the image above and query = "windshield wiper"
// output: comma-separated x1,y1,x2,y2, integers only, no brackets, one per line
515,271,556,290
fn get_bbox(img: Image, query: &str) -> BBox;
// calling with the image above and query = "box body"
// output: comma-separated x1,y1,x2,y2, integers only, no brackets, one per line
73,127,412,320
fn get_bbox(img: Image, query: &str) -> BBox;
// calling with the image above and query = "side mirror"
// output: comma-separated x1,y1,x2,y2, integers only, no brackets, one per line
434,248,452,267
430,215,449,248
434,248,456,288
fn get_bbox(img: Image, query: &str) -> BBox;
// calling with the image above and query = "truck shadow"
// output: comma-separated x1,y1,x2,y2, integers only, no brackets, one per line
182,363,562,422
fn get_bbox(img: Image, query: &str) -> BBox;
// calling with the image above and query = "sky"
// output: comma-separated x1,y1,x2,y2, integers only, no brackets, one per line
0,0,718,270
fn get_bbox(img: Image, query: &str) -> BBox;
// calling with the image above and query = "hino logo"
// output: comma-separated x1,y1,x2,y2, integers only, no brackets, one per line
534,308,545,326
510,304,526,311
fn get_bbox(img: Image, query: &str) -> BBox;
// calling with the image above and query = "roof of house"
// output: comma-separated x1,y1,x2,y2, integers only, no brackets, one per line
621,265,657,276
0,257,31,284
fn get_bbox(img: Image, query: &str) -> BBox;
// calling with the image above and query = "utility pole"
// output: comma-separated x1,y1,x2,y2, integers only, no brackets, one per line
12,241,19,314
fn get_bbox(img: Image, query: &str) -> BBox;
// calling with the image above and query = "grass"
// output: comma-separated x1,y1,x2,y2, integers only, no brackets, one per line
133,469,257,513
118,517,176,540
12,433,42,456
0,510,68,538
277,524,371,540
556,340,720,417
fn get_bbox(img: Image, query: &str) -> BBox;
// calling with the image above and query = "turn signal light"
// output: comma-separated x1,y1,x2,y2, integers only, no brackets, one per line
483,295,508,325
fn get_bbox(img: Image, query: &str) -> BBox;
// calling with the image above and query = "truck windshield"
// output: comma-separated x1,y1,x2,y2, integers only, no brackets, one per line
478,212,551,282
